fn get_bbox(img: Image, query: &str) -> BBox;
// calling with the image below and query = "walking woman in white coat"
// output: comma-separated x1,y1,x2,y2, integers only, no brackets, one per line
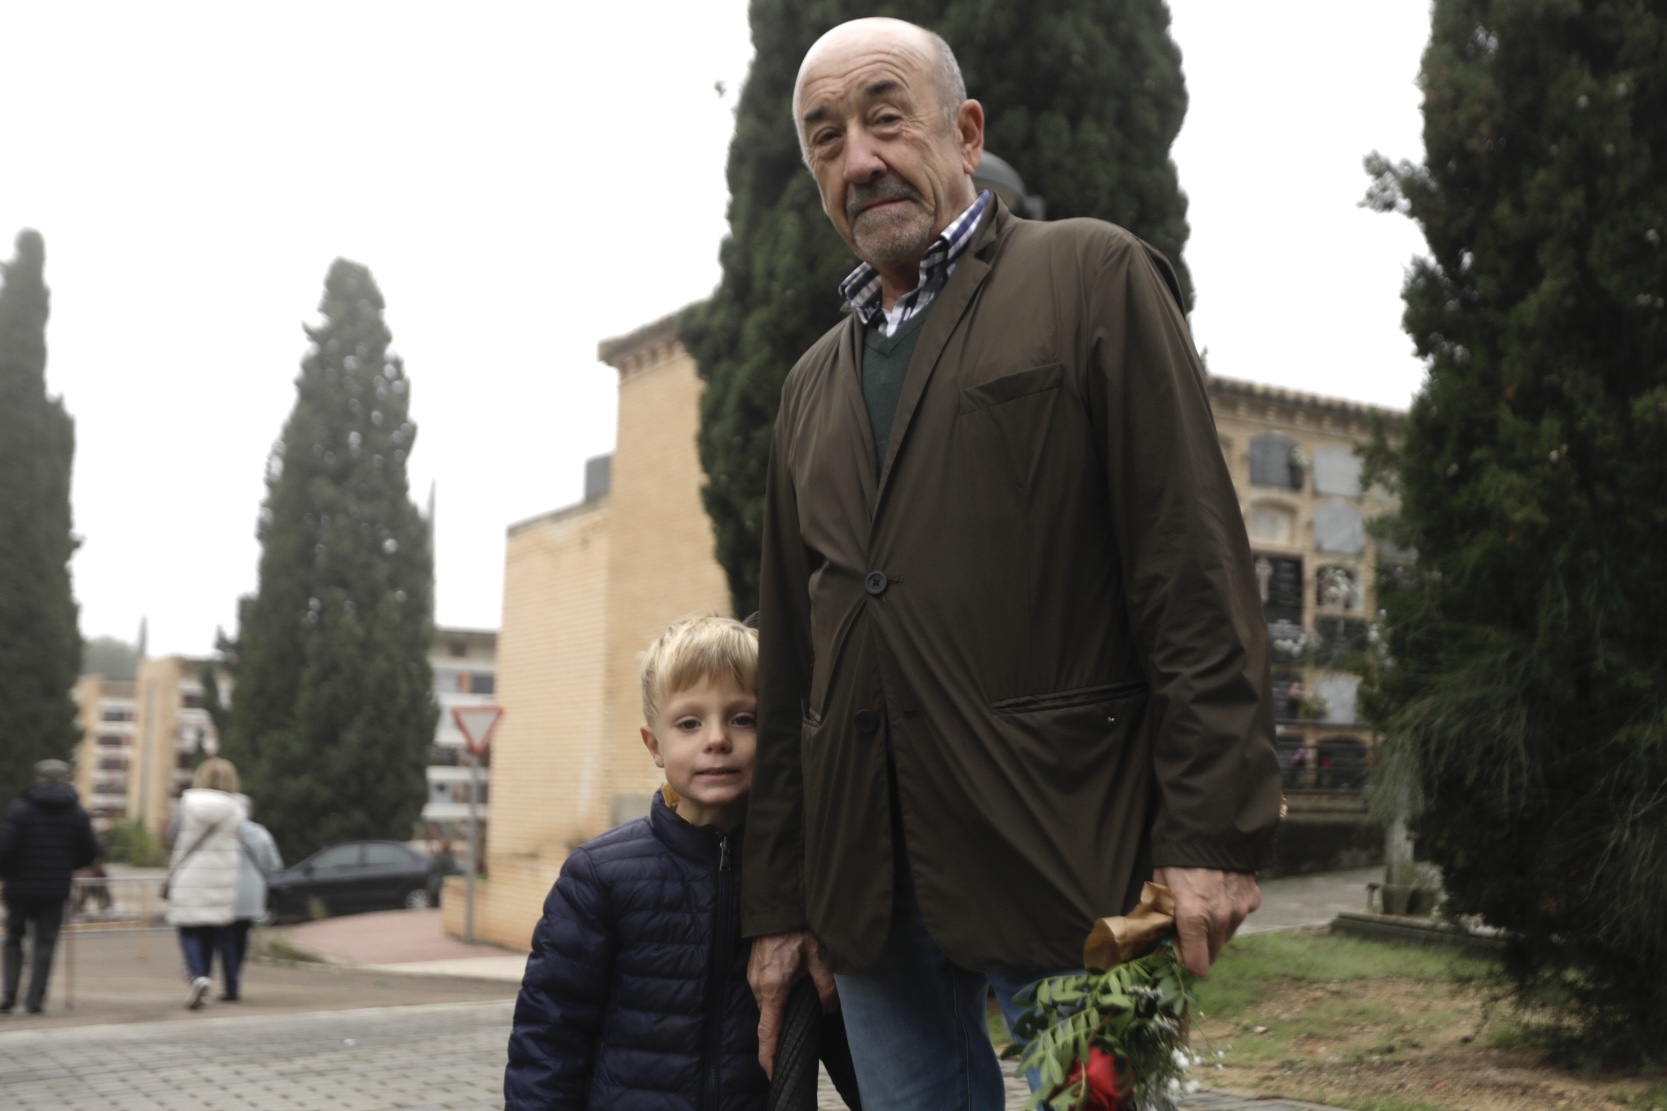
165,758,247,1010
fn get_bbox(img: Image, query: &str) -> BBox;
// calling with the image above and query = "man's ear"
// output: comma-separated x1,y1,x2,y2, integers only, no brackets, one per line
956,98,986,176
640,724,666,769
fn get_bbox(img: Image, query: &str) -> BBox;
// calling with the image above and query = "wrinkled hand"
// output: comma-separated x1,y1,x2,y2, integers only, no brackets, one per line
747,929,837,1078
1152,867,1261,978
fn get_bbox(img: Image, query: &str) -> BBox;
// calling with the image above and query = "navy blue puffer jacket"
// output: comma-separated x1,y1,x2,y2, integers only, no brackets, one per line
505,791,767,1110
0,780,99,905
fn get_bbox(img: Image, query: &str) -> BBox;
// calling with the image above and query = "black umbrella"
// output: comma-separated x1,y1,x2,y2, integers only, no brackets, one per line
766,977,863,1111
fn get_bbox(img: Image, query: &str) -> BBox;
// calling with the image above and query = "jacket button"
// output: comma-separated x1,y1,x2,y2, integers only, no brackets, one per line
864,570,889,596
853,709,881,735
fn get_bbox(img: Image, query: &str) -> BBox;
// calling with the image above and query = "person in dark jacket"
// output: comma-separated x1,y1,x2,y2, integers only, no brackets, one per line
506,615,769,1109
0,759,100,1014
747,18,1281,1108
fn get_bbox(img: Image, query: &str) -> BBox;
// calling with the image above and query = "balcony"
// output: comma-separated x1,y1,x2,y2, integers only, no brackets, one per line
421,801,491,823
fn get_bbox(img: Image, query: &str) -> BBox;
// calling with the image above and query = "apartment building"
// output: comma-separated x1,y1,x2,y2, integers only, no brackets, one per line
423,627,498,851
71,676,137,829
73,656,223,836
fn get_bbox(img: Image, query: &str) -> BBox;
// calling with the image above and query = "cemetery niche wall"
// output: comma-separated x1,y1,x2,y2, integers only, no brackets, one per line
1209,376,1403,875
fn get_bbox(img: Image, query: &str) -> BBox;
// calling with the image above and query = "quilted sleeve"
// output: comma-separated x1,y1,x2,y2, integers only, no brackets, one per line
504,848,617,1108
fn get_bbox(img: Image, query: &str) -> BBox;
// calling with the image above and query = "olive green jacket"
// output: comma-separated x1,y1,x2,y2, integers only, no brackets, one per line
742,201,1283,974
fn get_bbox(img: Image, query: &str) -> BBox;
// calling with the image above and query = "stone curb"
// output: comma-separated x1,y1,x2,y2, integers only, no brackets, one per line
1330,910,1505,954
254,939,525,984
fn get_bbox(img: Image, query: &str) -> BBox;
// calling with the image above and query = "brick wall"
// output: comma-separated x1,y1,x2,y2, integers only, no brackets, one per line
599,340,733,821
459,326,732,949
459,500,611,948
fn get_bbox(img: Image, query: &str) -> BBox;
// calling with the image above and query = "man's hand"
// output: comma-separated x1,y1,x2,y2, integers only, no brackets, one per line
1153,867,1261,978
747,929,837,1078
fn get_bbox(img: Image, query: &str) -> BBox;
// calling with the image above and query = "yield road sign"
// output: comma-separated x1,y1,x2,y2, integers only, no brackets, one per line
451,706,503,757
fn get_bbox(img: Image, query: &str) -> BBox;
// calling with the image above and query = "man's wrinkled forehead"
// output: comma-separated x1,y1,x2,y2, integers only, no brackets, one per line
793,23,936,127
798,73,913,133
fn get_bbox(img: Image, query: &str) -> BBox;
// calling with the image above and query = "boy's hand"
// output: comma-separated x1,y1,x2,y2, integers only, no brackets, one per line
1152,866,1261,978
748,929,838,1078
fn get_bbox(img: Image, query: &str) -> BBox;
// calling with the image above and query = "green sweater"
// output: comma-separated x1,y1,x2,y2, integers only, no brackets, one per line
861,305,934,472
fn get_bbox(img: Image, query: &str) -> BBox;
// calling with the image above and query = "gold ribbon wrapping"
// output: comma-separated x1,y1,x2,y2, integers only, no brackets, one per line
1083,882,1177,971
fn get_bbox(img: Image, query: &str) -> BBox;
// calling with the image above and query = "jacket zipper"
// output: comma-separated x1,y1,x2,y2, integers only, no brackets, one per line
703,831,736,1110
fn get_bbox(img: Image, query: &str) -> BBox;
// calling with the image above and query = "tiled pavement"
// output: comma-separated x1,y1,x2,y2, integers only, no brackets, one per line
2,868,1386,1108
0,997,1344,1110
0,1001,512,1111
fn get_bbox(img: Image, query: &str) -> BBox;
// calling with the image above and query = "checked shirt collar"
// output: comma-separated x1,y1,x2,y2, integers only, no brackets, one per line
838,190,991,337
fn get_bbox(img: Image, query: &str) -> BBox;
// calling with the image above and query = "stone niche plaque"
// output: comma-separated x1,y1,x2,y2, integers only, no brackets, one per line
1250,432,1303,490
1312,444,1364,497
1254,553,1304,625
1314,498,1367,555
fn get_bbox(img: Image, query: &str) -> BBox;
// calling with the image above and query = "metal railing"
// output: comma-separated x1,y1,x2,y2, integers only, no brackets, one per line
66,874,170,931
43,875,174,1012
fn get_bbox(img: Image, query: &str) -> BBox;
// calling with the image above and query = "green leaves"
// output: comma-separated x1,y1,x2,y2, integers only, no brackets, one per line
224,259,436,864
0,229,80,805
1006,944,1197,1109
1366,0,1667,1066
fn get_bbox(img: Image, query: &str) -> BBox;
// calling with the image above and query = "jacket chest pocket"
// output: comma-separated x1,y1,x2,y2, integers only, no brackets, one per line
957,362,1064,489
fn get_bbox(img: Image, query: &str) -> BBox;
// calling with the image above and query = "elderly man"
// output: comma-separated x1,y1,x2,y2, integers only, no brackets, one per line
0,760,100,1014
741,17,1283,1108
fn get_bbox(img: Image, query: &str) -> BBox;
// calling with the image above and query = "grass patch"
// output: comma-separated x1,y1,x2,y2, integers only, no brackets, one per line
253,929,324,964
1303,1094,1450,1111
990,930,1666,1110
985,996,1008,1046
1182,930,1667,1110
1613,1083,1667,1110
1193,930,1490,1023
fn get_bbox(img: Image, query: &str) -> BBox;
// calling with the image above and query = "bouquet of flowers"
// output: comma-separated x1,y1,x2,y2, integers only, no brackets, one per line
1002,883,1200,1111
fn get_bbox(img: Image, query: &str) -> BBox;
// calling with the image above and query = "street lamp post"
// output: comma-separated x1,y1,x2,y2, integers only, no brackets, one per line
465,748,480,942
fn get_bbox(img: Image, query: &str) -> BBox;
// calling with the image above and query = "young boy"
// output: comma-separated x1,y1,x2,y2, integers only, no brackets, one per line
505,615,768,1110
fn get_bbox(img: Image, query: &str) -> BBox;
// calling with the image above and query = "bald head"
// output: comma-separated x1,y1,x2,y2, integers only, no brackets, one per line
793,19,966,162
790,17,984,289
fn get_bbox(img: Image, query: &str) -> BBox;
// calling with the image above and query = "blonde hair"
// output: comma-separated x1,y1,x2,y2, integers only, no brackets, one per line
192,757,241,794
640,615,759,725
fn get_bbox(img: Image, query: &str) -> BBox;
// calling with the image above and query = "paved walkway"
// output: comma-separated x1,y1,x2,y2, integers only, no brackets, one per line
0,999,514,1110
282,909,528,982
0,995,1340,1111
0,871,1379,1108
8,926,514,1029
1238,865,1381,934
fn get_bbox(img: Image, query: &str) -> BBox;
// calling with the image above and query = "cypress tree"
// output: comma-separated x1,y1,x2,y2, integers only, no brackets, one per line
0,230,80,805
224,259,436,863
688,0,1192,613
1364,0,1667,1062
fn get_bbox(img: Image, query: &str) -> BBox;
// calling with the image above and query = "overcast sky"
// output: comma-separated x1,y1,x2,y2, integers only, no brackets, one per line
0,1,1432,658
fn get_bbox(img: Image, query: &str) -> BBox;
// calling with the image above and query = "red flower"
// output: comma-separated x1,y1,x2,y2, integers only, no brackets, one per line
1055,1047,1133,1110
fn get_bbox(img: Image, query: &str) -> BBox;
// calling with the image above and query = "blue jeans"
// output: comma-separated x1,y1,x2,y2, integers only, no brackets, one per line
987,965,1085,1093
216,921,252,998
834,872,1077,1110
177,926,217,980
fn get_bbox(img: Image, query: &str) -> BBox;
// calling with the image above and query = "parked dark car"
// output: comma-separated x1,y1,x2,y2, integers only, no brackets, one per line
266,840,444,921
